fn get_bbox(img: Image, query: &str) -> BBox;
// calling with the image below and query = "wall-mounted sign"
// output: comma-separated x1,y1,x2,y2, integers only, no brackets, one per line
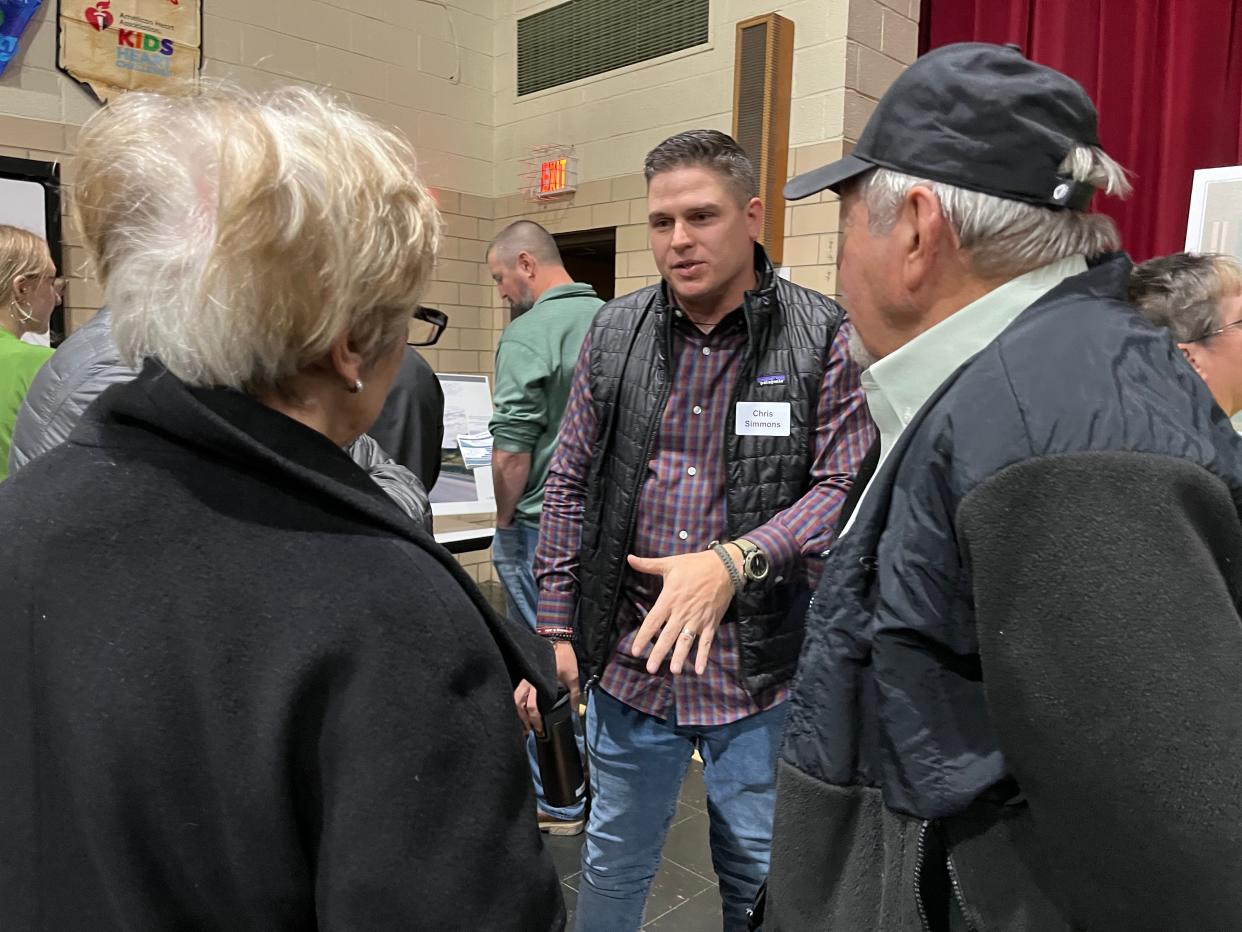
538,155,577,198
522,144,578,202
57,0,201,103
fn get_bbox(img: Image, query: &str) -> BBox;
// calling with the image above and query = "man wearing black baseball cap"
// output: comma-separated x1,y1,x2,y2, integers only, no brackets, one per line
759,42,1242,931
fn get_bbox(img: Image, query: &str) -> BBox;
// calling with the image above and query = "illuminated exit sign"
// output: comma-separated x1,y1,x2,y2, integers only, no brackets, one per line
539,157,574,196
524,146,578,201
536,157,568,196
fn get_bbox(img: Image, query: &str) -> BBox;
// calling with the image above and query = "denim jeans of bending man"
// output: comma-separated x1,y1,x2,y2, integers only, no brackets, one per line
493,521,586,821
574,688,785,932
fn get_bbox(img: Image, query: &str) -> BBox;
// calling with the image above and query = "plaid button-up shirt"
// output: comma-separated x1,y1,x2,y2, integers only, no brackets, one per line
535,303,874,726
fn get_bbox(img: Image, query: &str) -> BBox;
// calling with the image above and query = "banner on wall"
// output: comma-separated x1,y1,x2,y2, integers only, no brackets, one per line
57,0,200,102
0,1,43,77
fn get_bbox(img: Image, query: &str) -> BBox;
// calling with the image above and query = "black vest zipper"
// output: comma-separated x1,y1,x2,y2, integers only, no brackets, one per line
594,321,675,677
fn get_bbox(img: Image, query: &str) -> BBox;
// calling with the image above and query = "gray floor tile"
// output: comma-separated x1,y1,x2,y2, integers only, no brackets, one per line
643,886,724,931
545,831,585,882
562,881,578,928
669,799,702,828
662,810,716,880
640,858,715,926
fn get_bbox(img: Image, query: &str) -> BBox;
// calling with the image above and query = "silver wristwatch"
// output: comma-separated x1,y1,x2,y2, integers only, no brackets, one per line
732,538,770,587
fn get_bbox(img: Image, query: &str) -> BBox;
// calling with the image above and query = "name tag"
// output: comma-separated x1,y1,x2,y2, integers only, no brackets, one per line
735,401,791,437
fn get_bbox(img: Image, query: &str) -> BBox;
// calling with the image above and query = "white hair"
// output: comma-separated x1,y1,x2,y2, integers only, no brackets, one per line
859,146,1132,279
73,83,441,393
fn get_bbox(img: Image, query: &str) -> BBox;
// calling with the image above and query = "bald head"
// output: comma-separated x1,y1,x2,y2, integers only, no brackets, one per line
487,220,572,315
487,220,564,269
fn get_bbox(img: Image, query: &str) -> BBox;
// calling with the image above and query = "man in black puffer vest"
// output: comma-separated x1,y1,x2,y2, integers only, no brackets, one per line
762,43,1242,932
529,130,875,931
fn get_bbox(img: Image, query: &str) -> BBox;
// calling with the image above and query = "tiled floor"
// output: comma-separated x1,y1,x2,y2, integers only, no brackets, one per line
544,760,725,931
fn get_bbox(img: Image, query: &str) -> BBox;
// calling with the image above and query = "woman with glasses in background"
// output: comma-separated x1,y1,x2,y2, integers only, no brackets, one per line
0,224,62,480
1131,252,1242,419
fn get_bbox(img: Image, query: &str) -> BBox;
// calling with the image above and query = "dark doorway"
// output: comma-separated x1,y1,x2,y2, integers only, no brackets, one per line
555,226,616,302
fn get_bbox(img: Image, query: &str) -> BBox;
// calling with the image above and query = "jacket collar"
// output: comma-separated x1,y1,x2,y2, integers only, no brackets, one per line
655,242,778,346
841,251,1135,548
74,360,561,702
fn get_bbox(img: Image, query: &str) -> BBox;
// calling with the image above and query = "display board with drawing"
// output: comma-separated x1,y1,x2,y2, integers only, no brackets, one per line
430,373,496,516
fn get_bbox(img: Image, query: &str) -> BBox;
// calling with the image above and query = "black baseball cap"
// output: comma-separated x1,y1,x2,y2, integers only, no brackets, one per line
785,42,1101,210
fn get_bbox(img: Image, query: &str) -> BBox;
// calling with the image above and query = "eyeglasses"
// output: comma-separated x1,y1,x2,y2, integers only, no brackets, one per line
1191,318,1242,342
408,306,448,346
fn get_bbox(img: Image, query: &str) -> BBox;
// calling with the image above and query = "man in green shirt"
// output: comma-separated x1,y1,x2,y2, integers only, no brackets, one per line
487,220,601,834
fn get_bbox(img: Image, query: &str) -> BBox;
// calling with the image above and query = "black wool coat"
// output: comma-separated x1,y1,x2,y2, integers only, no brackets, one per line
0,361,564,931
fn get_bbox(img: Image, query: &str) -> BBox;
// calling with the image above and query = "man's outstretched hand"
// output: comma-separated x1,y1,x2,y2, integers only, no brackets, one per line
627,548,738,675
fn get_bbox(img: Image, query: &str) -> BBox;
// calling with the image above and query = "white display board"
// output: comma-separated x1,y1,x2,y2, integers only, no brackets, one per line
1185,165,1242,259
0,176,47,238
430,373,496,516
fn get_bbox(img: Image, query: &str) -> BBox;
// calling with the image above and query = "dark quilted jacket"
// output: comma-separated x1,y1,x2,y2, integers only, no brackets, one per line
576,246,844,695
766,254,1242,931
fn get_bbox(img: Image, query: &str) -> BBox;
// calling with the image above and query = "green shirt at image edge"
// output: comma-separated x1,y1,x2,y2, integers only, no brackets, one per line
0,329,53,481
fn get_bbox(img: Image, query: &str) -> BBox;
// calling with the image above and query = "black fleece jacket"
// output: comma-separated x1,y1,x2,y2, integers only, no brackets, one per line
0,361,564,931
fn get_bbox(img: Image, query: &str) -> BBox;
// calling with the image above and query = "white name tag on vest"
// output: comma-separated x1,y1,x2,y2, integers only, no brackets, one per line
735,402,791,437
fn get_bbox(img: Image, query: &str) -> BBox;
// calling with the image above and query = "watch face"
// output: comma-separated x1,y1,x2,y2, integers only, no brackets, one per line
747,551,770,580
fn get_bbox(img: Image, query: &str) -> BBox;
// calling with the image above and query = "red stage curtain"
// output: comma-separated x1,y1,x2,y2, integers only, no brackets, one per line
918,0,1242,261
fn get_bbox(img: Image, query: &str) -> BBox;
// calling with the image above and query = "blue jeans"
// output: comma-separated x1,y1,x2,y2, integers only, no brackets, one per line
575,688,785,932
492,522,541,630
493,521,586,821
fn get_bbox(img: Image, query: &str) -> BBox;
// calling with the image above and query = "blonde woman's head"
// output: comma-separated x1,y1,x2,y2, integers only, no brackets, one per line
73,83,441,399
0,225,60,335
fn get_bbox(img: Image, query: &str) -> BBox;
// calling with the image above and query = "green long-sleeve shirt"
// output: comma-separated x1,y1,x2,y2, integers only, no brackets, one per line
0,329,53,481
489,282,601,526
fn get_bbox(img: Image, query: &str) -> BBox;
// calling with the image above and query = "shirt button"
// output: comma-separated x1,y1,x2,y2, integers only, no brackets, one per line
678,530,689,540
674,309,683,317
692,405,703,415
687,466,697,476
702,346,711,356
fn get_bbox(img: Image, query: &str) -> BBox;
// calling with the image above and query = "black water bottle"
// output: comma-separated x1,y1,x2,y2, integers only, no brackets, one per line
535,690,586,810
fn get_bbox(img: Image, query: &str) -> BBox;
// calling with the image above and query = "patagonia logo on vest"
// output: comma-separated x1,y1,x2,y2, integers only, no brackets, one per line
756,373,786,386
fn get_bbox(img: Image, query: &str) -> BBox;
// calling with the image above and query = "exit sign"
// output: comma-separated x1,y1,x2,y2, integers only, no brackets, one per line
522,145,578,202
537,155,577,198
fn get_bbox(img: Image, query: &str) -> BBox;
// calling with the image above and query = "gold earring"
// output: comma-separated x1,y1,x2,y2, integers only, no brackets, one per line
348,379,364,393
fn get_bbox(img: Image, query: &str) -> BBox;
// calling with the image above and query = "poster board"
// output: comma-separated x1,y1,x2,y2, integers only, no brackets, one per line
430,373,497,517
1186,165,1242,432
57,0,201,103
0,155,63,341
1185,165,1242,260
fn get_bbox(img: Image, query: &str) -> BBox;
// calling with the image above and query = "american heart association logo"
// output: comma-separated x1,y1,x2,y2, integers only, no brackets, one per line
84,1,114,31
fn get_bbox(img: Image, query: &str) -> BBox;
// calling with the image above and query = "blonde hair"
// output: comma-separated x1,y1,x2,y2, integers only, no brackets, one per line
73,84,441,393
0,225,53,311
861,146,1132,279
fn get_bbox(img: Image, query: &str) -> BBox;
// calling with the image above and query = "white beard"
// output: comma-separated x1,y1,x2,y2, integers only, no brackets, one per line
846,325,879,371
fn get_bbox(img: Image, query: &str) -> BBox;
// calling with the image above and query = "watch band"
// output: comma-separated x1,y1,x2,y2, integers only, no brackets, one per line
709,540,744,595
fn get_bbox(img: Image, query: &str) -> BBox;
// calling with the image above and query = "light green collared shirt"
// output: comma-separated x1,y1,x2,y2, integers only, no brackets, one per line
844,254,1088,535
